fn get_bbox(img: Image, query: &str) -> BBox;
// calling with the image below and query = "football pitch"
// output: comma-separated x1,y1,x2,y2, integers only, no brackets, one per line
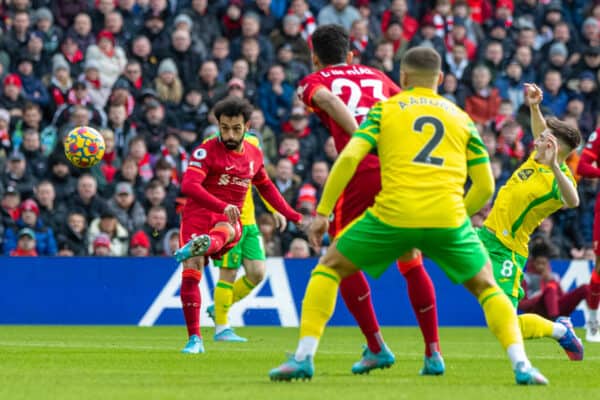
0,326,598,400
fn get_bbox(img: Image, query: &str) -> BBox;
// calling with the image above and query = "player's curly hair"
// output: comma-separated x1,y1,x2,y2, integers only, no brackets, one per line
311,24,350,66
213,96,253,123
546,117,582,151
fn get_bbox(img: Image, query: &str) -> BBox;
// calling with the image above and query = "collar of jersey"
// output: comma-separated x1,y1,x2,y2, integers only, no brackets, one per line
404,86,437,95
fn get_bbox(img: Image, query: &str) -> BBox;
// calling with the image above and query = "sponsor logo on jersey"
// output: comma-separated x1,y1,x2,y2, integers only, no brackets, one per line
189,161,202,168
517,168,534,181
218,173,250,188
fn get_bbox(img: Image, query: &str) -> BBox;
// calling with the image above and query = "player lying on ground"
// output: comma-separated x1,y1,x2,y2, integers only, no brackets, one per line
477,83,585,360
270,46,548,385
174,97,303,354
297,24,443,375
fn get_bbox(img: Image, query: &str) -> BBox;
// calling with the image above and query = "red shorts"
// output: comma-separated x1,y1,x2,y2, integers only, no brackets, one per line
179,212,242,262
328,168,381,238
594,195,600,255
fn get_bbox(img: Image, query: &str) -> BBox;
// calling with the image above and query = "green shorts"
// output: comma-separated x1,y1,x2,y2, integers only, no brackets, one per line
214,224,265,269
477,227,526,307
336,210,489,283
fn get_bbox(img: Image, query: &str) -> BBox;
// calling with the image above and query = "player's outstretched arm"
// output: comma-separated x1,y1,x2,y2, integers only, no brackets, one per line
577,133,600,178
525,83,547,139
181,169,228,213
253,166,302,224
464,162,495,216
312,87,359,135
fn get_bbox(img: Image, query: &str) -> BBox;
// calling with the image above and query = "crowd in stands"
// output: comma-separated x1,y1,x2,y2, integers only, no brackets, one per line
0,0,598,258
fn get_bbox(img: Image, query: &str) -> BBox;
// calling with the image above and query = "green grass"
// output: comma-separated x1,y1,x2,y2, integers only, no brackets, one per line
0,326,598,400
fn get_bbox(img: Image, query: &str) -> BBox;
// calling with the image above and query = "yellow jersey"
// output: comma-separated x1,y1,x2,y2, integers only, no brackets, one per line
203,133,261,226
354,87,489,228
484,153,576,257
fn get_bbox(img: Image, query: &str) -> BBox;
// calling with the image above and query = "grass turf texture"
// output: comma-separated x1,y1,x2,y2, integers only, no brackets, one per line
0,326,598,400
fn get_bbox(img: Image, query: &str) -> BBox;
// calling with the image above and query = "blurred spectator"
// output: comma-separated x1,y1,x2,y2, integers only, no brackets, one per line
382,0,417,42
1,186,21,222
257,213,283,256
317,0,360,31
530,217,572,259
409,15,446,59
249,108,277,165
3,198,57,255
495,60,525,111
67,174,110,222
259,64,294,131
143,179,178,228
273,157,301,206
1,74,27,118
162,29,205,88
176,87,209,141
465,65,501,124
230,12,274,65
127,136,154,182
129,35,159,82
184,0,222,46
246,0,279,36
35,180,67,234
9,228,38,256
4,10,31,60
241,37,269,85
197,60,226,107
3,151,35,199
162,227,179,256
67,13,95,53
56,209,89,256
46,152,76,202
154,58,184,108
270,14,311,67
17,56,49,108
107,181,146,233
541,69,569,117
211,37,233,84
130,229,151,256
286,237,311,258
92,233,112,256
278,135,309,179
87,210,129,256
153,157,180,201
369,40,399,83
142,205,169,255
289,0,317,41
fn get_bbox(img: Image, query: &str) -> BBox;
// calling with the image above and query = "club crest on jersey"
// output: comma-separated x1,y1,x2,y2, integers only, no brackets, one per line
193,148,207,160
518,168,534,181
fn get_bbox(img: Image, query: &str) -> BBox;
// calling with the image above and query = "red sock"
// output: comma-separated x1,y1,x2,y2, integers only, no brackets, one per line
340,271,383,353
588,269,600,310
399,256,440,357
180,269,202,337
542,283,560,319
207,225,231,255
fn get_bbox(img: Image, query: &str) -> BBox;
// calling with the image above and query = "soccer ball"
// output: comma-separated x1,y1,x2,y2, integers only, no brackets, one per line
64,126,105,168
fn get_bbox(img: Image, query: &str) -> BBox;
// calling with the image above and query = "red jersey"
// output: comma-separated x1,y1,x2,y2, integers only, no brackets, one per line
181,136,301,223
297,64,401,172
577,128,600,179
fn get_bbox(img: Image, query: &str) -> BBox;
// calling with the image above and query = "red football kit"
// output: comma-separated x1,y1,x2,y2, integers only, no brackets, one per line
180,136,301,259
578,128,600,254
298,64,400,236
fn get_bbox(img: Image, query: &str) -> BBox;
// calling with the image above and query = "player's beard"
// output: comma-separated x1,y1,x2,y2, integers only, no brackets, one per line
223,138,243,150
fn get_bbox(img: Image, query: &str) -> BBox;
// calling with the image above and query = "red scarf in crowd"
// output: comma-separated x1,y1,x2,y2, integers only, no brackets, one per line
10,248,38,256
138,153,153,182
63,49,84,64
160,145,188,183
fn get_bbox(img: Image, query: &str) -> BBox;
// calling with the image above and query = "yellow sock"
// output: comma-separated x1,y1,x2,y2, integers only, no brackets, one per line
518,313,554,339
299,264,341,339
232,276,257,304
214,280,234,326
478,286,523,349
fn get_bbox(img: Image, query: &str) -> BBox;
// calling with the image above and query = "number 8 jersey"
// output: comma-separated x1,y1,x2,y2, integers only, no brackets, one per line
297,64,400,173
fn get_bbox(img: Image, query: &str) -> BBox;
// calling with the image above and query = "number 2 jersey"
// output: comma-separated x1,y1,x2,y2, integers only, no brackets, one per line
298,64,400,173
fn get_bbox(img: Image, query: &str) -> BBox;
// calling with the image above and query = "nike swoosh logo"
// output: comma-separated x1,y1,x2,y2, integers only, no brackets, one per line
357,293,370,301
419,305,434,313
225,166,235,170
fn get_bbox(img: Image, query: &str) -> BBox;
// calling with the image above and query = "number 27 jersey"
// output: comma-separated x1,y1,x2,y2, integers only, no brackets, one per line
298,64,400,172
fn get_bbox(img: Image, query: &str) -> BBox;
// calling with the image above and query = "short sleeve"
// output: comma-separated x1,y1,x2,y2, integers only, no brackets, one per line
353,102,383,148
466,121,490,167
297,75,325,109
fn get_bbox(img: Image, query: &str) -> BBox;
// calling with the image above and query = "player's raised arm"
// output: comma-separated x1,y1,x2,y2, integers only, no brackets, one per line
311,87,359,135
577,130,600,178
463,125,495,216
316,104,381,217
525,83,547,139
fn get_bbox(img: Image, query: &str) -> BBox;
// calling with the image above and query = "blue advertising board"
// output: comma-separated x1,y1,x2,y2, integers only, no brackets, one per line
0,257,594,327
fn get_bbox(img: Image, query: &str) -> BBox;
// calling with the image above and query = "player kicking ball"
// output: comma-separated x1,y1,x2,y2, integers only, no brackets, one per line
204,133,288,343
270,47,548,385
175,97,302,354
477,83,584,360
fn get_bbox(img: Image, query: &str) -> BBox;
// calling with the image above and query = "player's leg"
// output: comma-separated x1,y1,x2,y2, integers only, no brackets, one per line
478,227,583,360
233,224,266,304
210,228,247,342
587,201,600,342
270,211,403,381
180,255,206,354
396,249,442,375
175,222,236,262
426,222,547,385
